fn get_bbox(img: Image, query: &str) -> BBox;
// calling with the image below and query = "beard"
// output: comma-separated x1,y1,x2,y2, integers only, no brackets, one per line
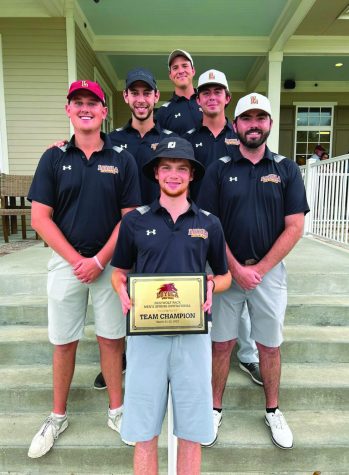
130,105,153,122
235,128,270,149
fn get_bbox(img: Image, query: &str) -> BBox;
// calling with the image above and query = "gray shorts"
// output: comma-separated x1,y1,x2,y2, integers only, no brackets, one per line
121,334,214,444
211,262,287,347
47,252,125,344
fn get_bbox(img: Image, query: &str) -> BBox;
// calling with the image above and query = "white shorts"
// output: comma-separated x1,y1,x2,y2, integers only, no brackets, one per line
47,252,125,344
121,334,214,444
211,262,287,347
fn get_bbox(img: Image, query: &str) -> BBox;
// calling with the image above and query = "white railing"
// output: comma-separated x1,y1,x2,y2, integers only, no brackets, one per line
300,154,349,245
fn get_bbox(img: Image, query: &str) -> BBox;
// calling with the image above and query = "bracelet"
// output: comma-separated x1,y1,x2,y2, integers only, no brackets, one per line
93,255,104,271
209,279,216,292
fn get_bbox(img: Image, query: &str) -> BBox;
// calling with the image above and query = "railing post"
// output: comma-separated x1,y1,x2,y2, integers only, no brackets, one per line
304,158,317,235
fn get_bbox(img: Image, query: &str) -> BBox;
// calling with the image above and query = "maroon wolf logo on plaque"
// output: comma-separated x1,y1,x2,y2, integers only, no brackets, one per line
157,283,179,300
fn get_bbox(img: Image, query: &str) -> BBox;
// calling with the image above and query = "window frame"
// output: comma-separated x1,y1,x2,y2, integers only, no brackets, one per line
94,67,113,134
293,102,336,165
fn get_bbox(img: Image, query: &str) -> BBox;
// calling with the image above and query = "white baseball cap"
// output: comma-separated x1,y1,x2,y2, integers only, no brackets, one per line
234,92,272,118
168,49,194,69
197,70,229,91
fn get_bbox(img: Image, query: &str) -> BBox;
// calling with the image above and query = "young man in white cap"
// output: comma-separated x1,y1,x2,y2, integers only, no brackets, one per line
185,70,262,387
198,92,309,450
27,80,141,458
156,49,202,135
111,136,231,474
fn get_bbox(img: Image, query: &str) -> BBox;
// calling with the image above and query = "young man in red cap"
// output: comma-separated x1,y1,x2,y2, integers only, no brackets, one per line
111,136,231,474
156,49,202,135
27,80,141,458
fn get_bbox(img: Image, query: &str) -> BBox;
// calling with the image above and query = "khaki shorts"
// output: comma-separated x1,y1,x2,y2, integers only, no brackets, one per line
47,252,125,344
211,261,287,347
121,334,214,444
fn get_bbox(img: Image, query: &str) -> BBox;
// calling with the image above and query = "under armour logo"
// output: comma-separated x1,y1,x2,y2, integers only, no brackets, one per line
174,113,181,119
229,176,238,182
63,165,72,171
146,229,156,235
120,144,127,149
195,143,202,148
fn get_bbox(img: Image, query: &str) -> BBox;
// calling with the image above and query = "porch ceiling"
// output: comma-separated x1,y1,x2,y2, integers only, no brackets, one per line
1,0,349,92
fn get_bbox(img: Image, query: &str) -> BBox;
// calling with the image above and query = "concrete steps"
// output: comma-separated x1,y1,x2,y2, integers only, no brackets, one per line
1,411,348,473
1,363,348,413
1,295,348,326
0,237,348,474
1,324,349,365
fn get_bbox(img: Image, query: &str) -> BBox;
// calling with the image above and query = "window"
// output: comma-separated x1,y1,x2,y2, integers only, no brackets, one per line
293,104,335,166
94,68,113,133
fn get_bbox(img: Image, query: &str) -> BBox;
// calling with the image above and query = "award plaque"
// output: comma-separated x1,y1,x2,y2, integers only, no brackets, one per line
127,273,207,335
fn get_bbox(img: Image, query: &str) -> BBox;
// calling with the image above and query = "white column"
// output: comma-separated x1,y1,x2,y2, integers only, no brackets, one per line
267,51,283,153
65,0,77,136
0,35,9,173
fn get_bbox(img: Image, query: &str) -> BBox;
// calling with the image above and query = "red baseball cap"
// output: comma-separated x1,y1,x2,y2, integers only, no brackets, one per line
67,80,106,105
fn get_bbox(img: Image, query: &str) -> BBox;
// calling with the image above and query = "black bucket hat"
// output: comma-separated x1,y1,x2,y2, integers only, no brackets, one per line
142,137,205,183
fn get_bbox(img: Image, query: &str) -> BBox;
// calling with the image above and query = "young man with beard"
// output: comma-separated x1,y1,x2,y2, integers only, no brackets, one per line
197,93,309,450
111,136,231,474
156,49,202,135
185,70,262,389
27,80,141,458
109,68,176,205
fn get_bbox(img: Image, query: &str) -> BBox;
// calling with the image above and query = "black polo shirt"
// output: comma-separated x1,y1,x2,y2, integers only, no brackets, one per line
111,199,228,276
108,120,175,204
184,120,239,200
155,92,202,136
28,133,141,254
197,146,309,264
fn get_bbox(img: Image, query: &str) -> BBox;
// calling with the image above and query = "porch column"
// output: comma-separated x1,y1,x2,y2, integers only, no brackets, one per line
267,51,283,153
65,0,77,136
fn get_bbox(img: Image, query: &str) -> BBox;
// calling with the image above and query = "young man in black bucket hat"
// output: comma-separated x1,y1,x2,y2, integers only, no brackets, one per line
111,136,231,474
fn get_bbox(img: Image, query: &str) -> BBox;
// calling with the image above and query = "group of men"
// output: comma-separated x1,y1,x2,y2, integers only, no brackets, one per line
27,48,309,474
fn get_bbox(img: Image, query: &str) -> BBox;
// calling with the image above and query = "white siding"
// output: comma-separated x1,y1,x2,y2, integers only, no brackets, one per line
0,18,70,174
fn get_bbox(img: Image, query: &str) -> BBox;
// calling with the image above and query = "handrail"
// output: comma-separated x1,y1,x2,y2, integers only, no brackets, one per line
300,154,349,245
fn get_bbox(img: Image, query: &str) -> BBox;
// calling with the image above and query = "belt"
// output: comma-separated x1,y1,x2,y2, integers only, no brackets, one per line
76,248,101,258
244,259,258,266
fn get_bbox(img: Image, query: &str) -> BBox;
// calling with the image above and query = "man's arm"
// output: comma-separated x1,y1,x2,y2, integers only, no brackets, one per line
31,201,82,265
226,244,262,291
204,272,232,313
112,267,132,315
255,212,304,277
227,212,304,291
73,206,136,284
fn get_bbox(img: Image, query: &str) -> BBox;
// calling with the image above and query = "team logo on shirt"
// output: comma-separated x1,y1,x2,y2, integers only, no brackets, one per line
157,283,179,300
97,165,119,174
225,138,240,146
188,228,208,239
151,143,159,150
260,174,281,184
